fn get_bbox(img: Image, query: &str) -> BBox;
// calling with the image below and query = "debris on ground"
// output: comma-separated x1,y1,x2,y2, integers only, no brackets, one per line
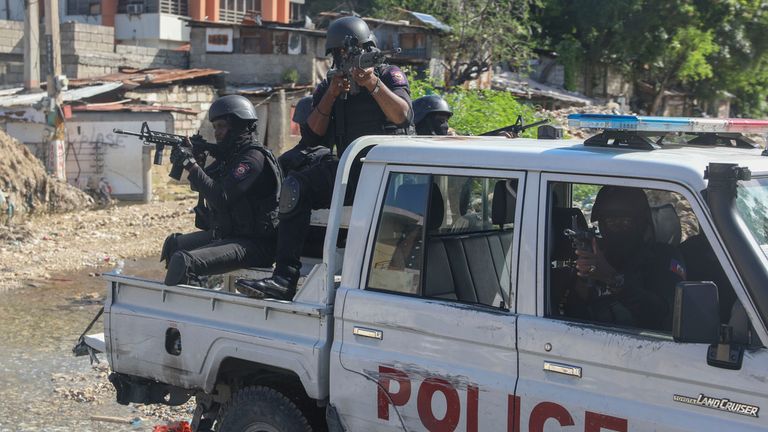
0,130,93,219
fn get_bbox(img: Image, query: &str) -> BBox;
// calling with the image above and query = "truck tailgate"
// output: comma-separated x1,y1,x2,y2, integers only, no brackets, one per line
103,274,331,400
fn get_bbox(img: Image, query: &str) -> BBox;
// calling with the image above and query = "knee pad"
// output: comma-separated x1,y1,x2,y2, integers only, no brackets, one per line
279,176,304,219
164,252,192,286
161,233,183,266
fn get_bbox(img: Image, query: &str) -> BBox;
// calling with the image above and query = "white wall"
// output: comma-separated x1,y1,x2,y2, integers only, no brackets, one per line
114,13,189,45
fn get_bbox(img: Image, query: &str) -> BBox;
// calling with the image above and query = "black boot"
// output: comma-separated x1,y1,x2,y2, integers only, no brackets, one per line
236,274,297,300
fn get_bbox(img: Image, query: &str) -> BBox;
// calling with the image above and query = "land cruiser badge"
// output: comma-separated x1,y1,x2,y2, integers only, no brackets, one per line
673,394,759,418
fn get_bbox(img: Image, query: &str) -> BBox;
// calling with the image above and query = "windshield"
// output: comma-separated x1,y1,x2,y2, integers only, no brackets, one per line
736,177,768,258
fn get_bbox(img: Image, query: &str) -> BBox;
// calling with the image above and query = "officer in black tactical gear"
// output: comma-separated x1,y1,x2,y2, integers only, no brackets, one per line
236,16,413,300
413,95,453,135
566,186,686,331
161,95,282,286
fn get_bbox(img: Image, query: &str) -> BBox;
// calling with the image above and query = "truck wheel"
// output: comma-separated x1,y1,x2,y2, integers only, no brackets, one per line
217,386,313,432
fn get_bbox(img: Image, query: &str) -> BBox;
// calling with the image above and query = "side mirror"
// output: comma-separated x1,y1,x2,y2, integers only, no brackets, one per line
673,281,720,344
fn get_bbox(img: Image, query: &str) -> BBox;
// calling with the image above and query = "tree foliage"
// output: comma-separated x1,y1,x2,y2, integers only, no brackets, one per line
535,0,768,116
410,77,545,136
373,0,540,85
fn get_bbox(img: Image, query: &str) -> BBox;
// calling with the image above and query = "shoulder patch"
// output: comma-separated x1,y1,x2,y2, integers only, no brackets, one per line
384,66,408,86
232,162,251,180
669,258,687,279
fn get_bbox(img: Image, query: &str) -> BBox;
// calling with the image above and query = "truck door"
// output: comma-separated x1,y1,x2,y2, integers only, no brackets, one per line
332,167,526,431
514,174,768,431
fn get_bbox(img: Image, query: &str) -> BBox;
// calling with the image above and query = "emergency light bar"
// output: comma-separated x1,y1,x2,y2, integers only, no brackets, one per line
568,114,768,134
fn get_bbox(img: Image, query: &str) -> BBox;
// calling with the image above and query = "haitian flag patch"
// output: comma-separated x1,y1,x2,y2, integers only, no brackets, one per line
232,162,251,180
669,258,687,279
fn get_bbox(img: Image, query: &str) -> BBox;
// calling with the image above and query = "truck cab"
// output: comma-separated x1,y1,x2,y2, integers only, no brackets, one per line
87,115,768,431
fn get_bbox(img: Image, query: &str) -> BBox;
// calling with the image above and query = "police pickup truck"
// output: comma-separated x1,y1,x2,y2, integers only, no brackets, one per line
81,114,768,431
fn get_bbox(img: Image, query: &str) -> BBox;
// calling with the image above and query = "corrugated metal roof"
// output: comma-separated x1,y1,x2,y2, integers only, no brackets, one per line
68,68,225,88
0,82,123,108
71,103,200,115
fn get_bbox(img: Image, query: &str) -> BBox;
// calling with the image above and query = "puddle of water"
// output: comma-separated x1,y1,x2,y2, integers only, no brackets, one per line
0,258,185,431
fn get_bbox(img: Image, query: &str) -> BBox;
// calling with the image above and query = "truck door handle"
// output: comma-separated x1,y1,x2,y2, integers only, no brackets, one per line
353,326,383,340
543,361,582,378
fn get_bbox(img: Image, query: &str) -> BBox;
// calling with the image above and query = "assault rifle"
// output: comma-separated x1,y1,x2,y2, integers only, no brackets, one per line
327,36,401,99
481,115,549,137
113,122,217,180
563,214,599,283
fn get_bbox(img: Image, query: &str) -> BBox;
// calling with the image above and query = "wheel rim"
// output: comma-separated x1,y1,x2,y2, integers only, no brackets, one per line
244,423,281,432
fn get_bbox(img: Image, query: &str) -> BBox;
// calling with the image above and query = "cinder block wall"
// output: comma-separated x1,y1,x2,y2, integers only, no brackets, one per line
0,20,189,84
125,84,217,138
0,20,35,86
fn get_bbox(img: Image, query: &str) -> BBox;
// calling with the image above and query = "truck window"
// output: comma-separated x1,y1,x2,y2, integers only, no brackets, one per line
367,172,518,309
547,181,740,333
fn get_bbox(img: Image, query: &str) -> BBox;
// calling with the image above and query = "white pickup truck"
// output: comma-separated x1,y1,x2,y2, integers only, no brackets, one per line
82,115,768,431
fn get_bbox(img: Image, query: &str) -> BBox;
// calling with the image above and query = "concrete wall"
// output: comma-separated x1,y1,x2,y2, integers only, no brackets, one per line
125,84,216,138
0,20,29,85
189,26,322,85
114,13,190,47
59,21,187,79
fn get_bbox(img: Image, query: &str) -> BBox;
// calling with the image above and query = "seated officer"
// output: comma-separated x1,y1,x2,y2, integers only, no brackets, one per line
413,95,453,136
566,186,686,331
235,16,413,300
161,95,282,286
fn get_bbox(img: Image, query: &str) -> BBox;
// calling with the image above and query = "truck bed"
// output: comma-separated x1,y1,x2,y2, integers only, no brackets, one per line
103,273,332,400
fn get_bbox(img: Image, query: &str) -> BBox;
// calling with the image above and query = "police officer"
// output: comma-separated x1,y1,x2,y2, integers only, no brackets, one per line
567,186,685,331
413,95,453,135
161,95,282,286
236,16,413,300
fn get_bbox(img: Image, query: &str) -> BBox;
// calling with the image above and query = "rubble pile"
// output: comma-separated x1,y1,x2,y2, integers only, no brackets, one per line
0,129,93,217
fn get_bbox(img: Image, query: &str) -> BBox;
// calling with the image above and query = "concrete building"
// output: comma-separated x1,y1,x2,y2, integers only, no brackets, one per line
1,0,306,48
189,19,325,84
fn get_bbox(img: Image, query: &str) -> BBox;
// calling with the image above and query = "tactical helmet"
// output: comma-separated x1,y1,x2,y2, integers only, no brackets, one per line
590,186,651,223
208,95,258,122
413,95,453,125
325,16,376,55
292,96,314,125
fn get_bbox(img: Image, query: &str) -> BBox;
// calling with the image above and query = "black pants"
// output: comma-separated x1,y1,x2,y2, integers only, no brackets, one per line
275,159,339,279
164,230,276,286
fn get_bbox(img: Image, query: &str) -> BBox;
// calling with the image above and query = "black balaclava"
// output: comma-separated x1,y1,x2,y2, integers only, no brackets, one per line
593,186,653,269
416,113,450,136
219,116,258,159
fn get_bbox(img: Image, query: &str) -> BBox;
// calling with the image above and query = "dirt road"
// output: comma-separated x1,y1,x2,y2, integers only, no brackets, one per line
0,198,204,430
0,199,196,291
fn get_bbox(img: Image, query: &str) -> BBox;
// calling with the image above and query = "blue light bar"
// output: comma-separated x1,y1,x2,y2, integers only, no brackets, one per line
568,114,768,134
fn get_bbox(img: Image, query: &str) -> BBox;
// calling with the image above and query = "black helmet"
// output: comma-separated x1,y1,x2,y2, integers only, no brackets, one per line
292,96,313,125
591,186,651,224
413,95,453,125
208,95,258,122
325,16,376,55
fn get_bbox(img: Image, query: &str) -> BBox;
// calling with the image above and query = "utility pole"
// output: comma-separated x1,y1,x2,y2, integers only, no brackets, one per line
24,0,41,91
44,0,66,181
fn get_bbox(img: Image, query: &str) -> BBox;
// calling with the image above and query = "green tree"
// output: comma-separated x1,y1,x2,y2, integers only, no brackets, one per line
373,0,540,86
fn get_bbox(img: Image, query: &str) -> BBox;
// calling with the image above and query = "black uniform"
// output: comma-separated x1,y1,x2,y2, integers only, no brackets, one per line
273,64,413,282
565,242,686,331
163,130,281,286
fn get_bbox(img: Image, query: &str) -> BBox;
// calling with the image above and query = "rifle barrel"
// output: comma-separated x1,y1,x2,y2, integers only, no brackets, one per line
113,128,144,137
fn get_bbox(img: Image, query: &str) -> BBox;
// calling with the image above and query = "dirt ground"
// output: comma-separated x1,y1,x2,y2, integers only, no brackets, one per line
0,198,196,291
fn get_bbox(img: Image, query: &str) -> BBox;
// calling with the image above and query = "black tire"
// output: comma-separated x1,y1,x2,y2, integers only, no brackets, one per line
217,386,313,432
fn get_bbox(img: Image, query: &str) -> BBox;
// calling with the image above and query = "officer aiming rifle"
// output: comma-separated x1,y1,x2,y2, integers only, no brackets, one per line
327,35,401,99
481,115,549,137
563,214,599,285
114,122,217,180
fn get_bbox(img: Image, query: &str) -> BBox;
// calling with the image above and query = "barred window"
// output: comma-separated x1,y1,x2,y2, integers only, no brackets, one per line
116,0,159,14
219,0,260,23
